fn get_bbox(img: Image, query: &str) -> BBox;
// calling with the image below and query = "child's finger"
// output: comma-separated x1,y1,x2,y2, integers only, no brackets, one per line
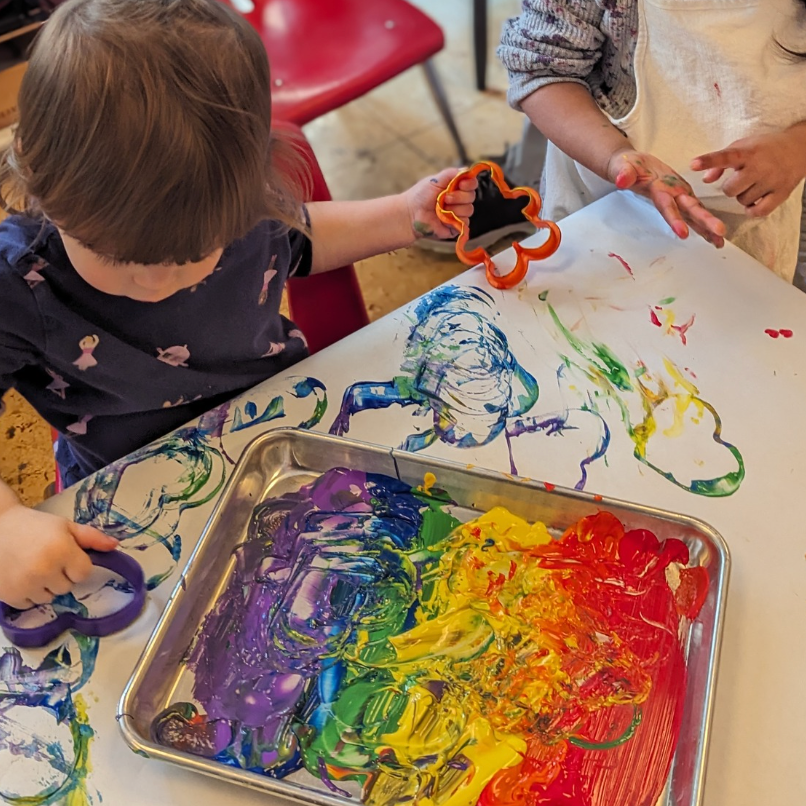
442,190,475,206
746,192,780,218
677,194,726,237
737,183,769,207
446,203,474,219
63,542,95,584
70,522,118,551
47,572,75,597
653,189,689,238
614,160,639,190
701,167,725,184
721,171,756,199
457,177,478,192
691,148,745,171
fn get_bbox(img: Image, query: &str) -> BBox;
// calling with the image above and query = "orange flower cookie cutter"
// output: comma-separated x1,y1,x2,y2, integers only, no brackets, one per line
435,161,561,289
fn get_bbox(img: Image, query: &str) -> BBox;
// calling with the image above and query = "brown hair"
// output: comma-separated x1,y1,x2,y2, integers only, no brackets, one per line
0,0,309,265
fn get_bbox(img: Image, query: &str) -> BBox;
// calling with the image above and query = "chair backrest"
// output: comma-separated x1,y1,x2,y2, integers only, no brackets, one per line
277,121,369,354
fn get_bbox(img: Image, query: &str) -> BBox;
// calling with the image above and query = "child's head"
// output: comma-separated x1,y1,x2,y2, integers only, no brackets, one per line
1,0,305,290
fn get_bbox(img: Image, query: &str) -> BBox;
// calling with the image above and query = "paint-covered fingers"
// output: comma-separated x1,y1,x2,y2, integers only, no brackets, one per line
651,188,690,239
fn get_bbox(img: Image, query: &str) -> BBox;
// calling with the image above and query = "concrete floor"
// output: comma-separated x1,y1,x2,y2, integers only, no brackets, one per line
0,0,525,503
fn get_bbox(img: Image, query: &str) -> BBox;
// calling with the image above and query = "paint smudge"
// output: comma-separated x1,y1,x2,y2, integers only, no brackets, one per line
765,328,793,339
545,301,744,496
0,627,99,805
607,252,634,278
154,469,706,806
331,286,609,489
649,306,696,345
714,82,721,98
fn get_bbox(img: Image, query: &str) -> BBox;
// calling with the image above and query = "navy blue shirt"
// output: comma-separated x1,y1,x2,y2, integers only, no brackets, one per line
0,216,312,482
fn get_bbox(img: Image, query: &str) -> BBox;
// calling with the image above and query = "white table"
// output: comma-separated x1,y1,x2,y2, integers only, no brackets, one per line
2,192,803,805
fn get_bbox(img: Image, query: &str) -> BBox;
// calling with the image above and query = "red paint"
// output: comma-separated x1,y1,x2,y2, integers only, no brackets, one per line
714,81,721,98
780,329,793,338
608,252,634,277
766,328,793,339
593,494,603,502
765,329,780,338
649,309,662,327
671,314,695,346
675,566,709,619
544,481,556,491
478,512,705,806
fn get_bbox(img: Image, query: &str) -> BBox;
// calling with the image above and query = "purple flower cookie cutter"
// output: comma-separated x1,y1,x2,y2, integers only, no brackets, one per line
0,550,146,648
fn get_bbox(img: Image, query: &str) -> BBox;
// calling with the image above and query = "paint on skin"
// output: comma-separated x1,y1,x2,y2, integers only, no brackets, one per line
154,469,705,806
331,286,610,489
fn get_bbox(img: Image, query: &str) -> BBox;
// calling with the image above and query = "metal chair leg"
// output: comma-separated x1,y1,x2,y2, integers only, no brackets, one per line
422,60,471,165
473,0,487,91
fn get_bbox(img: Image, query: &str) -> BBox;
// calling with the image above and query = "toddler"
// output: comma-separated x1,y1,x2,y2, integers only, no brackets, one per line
0,0,476,608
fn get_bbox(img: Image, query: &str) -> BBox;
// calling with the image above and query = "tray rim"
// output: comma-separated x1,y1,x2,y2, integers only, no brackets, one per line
118,427,730,806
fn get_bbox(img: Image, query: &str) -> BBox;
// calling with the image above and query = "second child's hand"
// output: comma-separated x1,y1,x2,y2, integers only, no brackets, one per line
691,124,806,218
608,149,727,247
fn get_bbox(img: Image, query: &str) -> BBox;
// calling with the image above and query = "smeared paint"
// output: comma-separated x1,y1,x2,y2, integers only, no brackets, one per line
649,306,695,345
331,286,610,489
3,378,328,804
0,627,98,805
607,252,634,278
545,302,744,496
155,470,705,806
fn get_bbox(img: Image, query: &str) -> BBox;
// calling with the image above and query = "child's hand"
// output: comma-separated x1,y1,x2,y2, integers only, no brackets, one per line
0,503,117,609
405,167,478,240
608,149,727,247
691,127,806,218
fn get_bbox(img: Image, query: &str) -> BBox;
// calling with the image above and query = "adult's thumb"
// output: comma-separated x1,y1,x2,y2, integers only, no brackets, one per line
69,522,118,551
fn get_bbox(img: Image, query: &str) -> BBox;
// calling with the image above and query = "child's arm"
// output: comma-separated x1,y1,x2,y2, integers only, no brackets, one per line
691,120,806,218
0,477,117,609
521,83,727,246
306,168,477,274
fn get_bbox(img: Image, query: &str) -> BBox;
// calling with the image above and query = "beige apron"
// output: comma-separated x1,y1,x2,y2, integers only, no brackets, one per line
542,0,806,280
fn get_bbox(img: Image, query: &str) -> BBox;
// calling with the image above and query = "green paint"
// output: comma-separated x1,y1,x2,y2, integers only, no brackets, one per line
570,706,642,750
547,303,632,392
538,290,549,301
413,221,435,238
545,304,745,497
658,297,675,305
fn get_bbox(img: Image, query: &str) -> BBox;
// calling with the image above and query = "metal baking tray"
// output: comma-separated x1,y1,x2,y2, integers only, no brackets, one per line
119,428,729,806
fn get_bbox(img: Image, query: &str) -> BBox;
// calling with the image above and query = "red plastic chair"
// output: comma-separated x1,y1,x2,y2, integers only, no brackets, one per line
53,123,368,493
239,0,470,164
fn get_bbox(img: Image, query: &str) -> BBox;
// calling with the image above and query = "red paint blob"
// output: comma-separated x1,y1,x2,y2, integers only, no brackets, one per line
649,310,662,327
544,482,556,492
675,566,710,618
780,329,793,338
765,329,780,338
